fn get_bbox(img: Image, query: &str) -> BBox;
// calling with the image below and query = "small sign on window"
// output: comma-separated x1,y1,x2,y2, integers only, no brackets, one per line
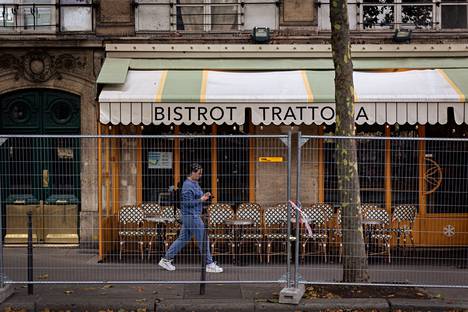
148,152,172,169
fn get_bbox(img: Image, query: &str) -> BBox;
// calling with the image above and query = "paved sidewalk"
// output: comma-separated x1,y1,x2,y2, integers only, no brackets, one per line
1,247,468,311
1,283,468,311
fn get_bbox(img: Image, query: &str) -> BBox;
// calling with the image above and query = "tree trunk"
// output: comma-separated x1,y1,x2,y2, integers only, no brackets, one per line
329,0,369,282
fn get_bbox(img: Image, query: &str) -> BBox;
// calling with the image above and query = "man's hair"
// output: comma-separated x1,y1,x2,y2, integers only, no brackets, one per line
190,163,203,173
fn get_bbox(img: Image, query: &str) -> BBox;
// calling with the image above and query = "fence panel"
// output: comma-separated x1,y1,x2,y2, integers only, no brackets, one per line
297,134,468,288
0,134,293,284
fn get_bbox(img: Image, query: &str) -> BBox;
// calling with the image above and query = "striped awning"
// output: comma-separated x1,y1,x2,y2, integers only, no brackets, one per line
98,69,468,125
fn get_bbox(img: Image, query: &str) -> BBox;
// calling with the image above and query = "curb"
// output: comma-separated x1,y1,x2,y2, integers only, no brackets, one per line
389,298,468,311
156,299,255,312
159,298,390,312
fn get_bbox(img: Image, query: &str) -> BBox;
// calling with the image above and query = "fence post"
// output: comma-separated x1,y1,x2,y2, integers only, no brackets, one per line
286,131,292,288
0,177,3,289
294,132,302,288
279,132,305,304
27,210,33,295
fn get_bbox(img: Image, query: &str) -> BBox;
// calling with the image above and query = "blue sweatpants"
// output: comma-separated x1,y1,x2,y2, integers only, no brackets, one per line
164,214,213,264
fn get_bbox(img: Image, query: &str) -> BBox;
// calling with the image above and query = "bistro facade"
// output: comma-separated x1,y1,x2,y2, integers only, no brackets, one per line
95,44,468,257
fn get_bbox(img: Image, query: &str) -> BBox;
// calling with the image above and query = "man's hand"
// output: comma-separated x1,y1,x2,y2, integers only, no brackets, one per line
200,192,211,201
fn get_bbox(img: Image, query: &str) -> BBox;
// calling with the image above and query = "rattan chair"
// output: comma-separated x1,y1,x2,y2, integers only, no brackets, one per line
300,203,333,263
364,207,392,263
236,203,263,263
141,202,160,217
118,205,145,261
263,203,289,264
392,204,417,248
207,203,235,260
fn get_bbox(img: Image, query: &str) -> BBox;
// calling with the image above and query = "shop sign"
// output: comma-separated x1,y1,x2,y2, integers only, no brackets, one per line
151,103,370,125
258,157,283,163
148,152,172,169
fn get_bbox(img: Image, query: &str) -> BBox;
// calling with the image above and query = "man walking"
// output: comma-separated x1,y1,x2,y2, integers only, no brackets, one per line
159,163,223,273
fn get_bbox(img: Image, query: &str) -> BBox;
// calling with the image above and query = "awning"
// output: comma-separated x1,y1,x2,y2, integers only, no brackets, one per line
99,68,468,126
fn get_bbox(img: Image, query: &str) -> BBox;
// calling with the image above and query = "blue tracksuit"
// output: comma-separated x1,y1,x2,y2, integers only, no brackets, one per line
164,178,213,264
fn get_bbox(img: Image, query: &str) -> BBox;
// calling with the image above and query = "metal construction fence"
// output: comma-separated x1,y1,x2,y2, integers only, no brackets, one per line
0,133,467,288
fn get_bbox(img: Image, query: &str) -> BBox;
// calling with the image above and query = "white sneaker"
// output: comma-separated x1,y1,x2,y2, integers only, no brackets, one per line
159,258,176,271
206,262,223,273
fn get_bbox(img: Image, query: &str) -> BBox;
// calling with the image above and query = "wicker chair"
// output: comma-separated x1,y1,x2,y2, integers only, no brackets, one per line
118,205,145,261
364,207,392,263
300,203,333,263
263,203,289,264
141,202,160,217
236,203,264,263
392,204,417,248
207,203,235,261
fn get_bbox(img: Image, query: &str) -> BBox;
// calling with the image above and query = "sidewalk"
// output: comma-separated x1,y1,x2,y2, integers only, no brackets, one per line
1,283,468,311
1,247,468,311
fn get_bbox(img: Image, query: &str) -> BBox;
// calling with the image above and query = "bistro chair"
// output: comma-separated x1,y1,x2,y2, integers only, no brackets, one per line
361,203,381,217
140,202,161,217
236,203,264,263
146,205,179,260
300,203,332,263
392,204,417,248
118,205,145,261
207,203,235,261
263,203,290,264
364,207,392,263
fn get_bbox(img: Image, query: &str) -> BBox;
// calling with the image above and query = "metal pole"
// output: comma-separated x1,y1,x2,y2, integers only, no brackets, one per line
286,131,292,288
0,162,3,289
294,132,302,288
199,207,207,295
27,210,33,295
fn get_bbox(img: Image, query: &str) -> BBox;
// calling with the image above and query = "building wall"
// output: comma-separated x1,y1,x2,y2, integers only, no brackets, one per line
1,0,467,248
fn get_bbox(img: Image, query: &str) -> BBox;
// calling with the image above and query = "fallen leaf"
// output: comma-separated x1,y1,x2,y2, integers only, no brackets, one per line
135,299,146,303
102,284,113,289
82,287,97,291
132,286,145,293
416,292,425,296
64,290,73,295
267,298,279,303
387,294,395,298
37,274,48,280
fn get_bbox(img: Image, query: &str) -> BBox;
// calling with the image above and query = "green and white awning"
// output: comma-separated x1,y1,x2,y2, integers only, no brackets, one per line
98,68,468,125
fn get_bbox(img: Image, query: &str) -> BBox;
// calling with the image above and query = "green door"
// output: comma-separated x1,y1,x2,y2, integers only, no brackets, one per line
0,89,80,215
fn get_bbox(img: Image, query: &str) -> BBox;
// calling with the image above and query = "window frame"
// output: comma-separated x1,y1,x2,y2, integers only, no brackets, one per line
170,0,243,32
357,0,468,30
0,0,95,33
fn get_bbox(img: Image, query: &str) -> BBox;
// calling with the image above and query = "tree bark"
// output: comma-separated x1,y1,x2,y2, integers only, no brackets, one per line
329,0,369,282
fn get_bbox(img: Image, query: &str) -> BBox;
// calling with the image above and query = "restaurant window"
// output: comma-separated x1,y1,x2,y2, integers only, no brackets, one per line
425,113,468,214
0,0,94,33
217,125,249,205
390,125,419,207
324,125,385,206
142,125,175,203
